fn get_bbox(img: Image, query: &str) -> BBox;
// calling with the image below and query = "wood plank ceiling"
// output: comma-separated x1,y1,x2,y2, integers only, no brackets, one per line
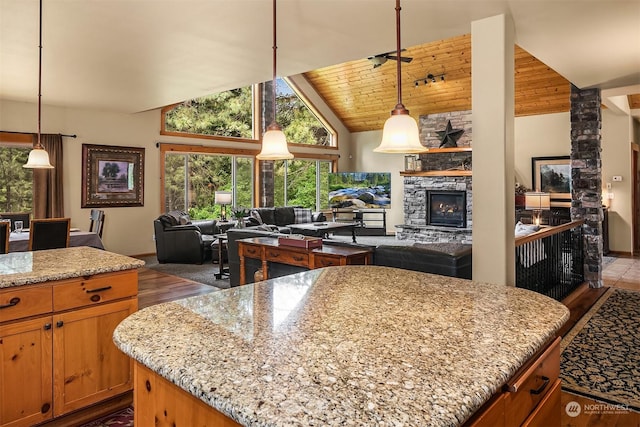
304,34,572,133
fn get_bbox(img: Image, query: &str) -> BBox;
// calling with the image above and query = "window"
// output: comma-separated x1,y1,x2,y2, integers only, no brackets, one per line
163,87,254,139
163,151,254,219
0,140,33,213
276,78,333,146
274,159,333,211
161,79,336,147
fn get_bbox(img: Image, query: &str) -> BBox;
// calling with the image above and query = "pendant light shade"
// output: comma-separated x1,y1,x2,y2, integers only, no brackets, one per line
24,0,54,169
374,0,427,154
258,124,293,160
256,0,293,161
375,112,423,153
24,146,54,169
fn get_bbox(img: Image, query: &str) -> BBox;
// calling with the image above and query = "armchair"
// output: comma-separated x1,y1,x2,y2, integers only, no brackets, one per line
153,211,219,264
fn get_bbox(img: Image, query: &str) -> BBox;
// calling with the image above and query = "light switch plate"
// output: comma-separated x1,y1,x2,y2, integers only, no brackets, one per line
606,183,612,190
613,176,623,182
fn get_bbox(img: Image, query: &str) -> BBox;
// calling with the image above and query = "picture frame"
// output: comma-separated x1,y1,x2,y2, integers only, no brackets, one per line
404,155,416,171
81,144,145,208
531,155,571,206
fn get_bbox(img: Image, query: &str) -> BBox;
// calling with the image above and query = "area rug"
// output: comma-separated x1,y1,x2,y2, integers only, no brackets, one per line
139,255,231,289
561,288,640,411
79,406,133,427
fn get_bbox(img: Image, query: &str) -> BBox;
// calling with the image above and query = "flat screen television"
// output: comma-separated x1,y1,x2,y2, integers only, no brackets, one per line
328,172,391,209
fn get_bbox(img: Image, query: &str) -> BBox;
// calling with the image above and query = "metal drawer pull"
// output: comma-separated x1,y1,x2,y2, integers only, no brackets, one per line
293,256,303,261
530,376,550,395
86,286,112,293
270,252,279,257
0,297,20,309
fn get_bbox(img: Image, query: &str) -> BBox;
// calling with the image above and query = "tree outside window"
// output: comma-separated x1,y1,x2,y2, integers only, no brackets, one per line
0,145,32,212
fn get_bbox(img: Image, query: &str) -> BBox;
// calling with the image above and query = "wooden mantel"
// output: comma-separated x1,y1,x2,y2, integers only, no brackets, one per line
400,170,472,177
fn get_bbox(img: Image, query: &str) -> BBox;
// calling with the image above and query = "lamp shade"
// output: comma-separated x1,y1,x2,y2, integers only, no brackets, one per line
23,147,54,169
525,192,551,210
256,127,293,160
214,191,232,205
374,114,427,153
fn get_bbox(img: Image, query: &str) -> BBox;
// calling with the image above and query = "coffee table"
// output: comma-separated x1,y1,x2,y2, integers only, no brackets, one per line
287,221,358,243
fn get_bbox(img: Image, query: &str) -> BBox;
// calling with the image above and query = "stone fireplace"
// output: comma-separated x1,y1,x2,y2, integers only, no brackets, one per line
397,175,472,243
427,190,467,228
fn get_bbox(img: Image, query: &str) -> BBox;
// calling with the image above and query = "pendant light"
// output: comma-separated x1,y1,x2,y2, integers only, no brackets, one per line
374,0,427,154
24,0,54,169
256,0,293,160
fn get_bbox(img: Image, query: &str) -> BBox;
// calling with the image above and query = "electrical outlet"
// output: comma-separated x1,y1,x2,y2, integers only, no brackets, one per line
613,175,623,182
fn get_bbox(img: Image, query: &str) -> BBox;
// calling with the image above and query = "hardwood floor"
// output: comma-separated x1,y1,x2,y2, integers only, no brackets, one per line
135,256,640,426
138,267,219,309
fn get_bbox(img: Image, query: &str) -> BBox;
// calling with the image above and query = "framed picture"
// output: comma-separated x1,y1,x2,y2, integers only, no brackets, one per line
531,155,571,206
81,144,145,208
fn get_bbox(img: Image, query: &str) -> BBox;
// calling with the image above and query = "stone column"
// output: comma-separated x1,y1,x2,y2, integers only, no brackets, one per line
570,84,603,288
259,81,275,207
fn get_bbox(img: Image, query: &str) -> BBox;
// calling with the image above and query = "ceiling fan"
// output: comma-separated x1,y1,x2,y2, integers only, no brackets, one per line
368,50,413,68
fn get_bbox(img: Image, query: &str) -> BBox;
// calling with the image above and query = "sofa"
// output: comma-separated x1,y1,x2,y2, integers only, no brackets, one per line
246,206,326,233
154,211,224,264
373,242,472,279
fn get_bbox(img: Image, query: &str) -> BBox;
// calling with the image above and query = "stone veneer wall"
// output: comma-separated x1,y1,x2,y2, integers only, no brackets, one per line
397,175,473,243
397,111,473,243
570,85,603,288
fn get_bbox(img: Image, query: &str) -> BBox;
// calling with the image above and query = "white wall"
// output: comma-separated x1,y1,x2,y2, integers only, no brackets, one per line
602,109,633,253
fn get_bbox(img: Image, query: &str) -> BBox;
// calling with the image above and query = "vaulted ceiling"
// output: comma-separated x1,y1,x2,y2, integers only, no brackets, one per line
304,34,572,133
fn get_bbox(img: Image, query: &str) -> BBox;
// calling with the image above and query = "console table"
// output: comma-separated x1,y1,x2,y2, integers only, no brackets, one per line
237,236,372,285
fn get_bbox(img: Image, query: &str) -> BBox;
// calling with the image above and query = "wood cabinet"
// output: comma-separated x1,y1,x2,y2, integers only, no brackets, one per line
0,270,137,427
465,337,561,427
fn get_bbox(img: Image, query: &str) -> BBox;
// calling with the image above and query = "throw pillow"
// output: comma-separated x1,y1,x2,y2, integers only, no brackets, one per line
515,221,540,237
293,207,312,224
250,209,263,224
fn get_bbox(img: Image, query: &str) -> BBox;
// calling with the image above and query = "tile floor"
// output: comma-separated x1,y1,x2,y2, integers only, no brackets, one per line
603,256,640,291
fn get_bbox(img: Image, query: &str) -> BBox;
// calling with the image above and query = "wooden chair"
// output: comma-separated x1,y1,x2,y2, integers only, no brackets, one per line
89,209,105,238
0,212,31,232
28,218,71,251
0,221,9,254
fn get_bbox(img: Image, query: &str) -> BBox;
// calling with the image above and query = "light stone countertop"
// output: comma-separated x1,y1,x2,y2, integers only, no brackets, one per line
113,265,569,426
0,247,145,288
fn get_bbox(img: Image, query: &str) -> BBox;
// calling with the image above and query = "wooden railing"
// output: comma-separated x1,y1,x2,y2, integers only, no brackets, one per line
515,220,585,301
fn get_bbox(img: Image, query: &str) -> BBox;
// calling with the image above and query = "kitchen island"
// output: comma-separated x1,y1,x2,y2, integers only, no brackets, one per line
0,247,144,426
114,265,569,426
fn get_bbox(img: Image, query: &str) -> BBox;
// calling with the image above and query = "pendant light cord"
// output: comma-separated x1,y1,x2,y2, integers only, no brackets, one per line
37,0,43,149
394,0,402,108
270,0,278,128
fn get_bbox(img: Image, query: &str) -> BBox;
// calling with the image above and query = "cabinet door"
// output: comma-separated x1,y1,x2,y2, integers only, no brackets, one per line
0,316,53,427
53,298,136,416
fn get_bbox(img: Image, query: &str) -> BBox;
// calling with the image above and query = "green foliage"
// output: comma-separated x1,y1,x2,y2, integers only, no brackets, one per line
165,87,253,138
0,146,33,212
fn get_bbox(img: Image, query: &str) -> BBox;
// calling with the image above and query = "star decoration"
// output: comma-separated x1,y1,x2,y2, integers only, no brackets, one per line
436,120,465,148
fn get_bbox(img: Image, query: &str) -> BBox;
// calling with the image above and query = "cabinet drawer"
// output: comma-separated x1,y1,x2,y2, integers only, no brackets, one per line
241,244,262,258
0,284,52,322
504,337,560,426
53,271,137,311
313,255,342,268
265,248,308,267
522,379,561,427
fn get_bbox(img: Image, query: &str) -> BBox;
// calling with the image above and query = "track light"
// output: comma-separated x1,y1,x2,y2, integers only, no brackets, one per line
414,72,446,88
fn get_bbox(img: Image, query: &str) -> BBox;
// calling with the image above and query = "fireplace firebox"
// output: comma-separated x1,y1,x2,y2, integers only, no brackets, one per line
427,190,467,228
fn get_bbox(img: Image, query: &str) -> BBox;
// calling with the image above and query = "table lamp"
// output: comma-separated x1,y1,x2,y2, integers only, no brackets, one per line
525,192,551,226
214,191,232,221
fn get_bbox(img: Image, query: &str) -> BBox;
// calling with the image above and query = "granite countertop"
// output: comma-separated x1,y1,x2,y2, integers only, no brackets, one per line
114,266,569,426
0,247,145,288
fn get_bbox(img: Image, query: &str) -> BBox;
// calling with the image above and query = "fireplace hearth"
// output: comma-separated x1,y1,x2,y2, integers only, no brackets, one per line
427,190,467,228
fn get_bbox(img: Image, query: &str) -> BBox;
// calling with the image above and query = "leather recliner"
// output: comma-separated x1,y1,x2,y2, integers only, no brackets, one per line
153,211,220,264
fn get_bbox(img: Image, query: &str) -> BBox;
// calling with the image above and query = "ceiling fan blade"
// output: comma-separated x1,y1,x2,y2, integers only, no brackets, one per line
386,55,413,63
